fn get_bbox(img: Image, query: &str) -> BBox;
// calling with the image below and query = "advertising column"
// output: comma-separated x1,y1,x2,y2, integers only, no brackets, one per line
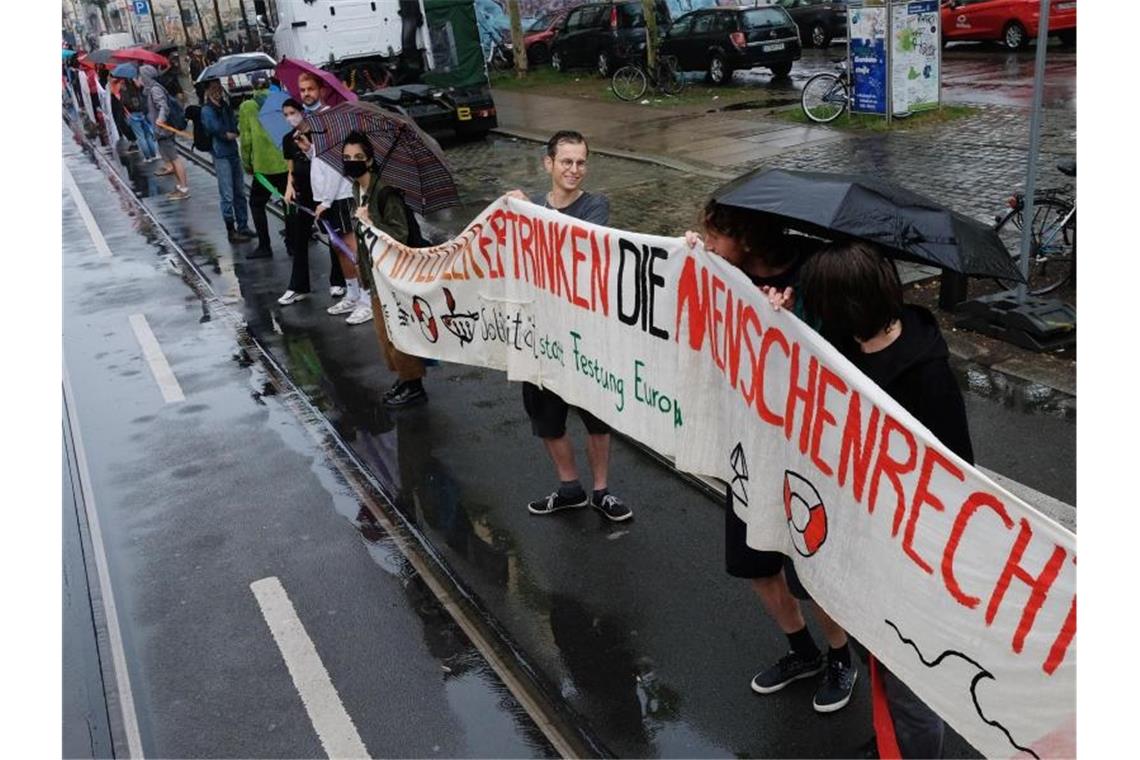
890,0,941,114
848,1,888,115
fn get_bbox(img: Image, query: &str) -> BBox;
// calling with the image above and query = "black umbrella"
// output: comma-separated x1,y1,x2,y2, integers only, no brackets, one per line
195,52,276,83
713,168,1024,282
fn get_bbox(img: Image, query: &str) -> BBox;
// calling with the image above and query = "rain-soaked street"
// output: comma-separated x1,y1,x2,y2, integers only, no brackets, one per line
63,39,1075,759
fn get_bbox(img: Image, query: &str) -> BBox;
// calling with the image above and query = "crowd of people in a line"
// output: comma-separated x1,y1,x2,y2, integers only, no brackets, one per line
65,45,972,757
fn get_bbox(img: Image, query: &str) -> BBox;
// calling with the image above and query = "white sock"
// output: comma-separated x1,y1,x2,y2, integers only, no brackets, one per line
345,278,360,302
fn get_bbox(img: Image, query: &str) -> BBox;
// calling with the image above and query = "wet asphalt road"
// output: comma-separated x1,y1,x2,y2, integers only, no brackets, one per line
62,39,1075,754
62,126,554,759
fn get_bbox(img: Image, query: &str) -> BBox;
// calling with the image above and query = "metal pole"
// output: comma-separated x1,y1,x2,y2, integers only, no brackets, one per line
1015,0,1052,302
191,0,208,43
211,0,225,43
150,0,162,43
174,0,193,44
237,0,254,47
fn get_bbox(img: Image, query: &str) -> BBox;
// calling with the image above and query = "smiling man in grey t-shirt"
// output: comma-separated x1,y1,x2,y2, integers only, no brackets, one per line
506,131,631,523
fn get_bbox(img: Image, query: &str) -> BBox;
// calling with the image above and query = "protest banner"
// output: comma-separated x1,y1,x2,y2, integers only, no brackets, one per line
363,197,1076,759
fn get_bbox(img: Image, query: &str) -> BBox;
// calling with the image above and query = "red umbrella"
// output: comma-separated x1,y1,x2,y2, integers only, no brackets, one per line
110,47,170,68
276,57,357,108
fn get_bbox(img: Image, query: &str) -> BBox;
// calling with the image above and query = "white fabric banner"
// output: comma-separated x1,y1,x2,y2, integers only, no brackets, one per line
365,197,1075,758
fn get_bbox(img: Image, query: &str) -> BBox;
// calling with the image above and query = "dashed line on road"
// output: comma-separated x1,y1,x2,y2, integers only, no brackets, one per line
64,164,113,258
63,363,146,759
128,314,185,404
250,577,370,760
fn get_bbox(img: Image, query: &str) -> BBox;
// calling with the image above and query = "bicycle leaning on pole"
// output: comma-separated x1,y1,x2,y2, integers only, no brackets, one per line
991,158,1076,295
611,54,685,101
800,60,850,123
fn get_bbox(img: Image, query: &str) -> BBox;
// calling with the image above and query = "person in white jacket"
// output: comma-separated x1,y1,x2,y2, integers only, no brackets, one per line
301,71,371,325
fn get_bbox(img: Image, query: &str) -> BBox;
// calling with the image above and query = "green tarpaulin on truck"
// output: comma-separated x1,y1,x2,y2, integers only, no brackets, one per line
422,0,489,90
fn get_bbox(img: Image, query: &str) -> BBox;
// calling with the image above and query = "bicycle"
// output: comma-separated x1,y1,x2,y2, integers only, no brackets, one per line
800,61,849,123
991,158,1076,296
611,55,684,102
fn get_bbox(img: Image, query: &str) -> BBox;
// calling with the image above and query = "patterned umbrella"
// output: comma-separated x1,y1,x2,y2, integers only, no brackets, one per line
305,101,459,215
276,57,357,108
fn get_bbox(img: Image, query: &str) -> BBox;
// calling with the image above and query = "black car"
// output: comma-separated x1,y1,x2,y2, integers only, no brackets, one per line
772,0,847,49
661,5,802,84
551,0,719,77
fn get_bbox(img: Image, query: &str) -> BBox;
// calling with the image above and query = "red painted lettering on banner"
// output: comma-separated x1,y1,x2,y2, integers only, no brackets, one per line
755,325,788,427
590,231,611,316
985,519,1068,655
784,343,817,454
569,225,590,310
518,213,537,287
724,294,746,391
838,392,881,503
736,302,762,402
903,447,965,574
710,275,727,371
868,414,917,529
941,492,1013,609
675,256,711,352
1043,591,1076,675
810,366,847,477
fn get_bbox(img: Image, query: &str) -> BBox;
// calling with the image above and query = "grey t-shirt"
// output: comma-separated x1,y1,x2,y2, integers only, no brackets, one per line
529,191,610,226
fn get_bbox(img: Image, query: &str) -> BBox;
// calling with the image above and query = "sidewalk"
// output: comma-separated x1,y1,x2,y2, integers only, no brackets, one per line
491,89,1077,398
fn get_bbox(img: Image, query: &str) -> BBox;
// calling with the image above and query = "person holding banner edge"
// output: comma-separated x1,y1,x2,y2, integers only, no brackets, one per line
685,201,858,715
506,131,632,523
796,240,974,759
343,130,428,408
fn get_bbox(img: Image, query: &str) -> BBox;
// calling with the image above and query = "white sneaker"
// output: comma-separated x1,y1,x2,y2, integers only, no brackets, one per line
329,286,346,298
345,302,373,325
327,297,359,316
277,290,308,306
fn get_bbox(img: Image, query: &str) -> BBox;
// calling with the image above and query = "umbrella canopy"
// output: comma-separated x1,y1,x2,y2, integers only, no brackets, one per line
62,48,76,59
83,48,119,66
111,47,170,67
305,101,458,215
196,52,277,83
257,90,293,146
712,168,1024,282
276,57,357,108
110,62,139,80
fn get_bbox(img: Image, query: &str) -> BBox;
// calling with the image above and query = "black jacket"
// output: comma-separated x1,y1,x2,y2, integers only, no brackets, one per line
845,305,974,464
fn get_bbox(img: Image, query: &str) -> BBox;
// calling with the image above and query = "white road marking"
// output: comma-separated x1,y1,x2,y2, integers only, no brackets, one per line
64,165,113,258
128,314,185,403
250,577,370,759
63,363,146,759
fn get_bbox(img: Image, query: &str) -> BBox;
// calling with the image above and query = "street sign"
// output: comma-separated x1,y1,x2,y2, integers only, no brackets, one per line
848,2,888,115
134,0,149,15
890,0,940,114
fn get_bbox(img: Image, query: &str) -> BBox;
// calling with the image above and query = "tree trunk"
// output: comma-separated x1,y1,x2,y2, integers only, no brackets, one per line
641,0,658,69
507,0,527,78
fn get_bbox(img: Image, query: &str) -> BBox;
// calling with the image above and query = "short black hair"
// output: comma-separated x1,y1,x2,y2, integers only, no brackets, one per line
800,240,904,342
701,199,795,269
342,129,374,160
281,97,303,112
546,130,588,159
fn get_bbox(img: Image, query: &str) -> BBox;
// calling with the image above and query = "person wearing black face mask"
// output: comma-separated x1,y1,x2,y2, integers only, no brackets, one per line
343,130,427,408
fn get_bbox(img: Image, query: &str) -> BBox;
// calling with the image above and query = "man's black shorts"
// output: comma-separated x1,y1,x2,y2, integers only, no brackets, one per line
725,492,809,600
522,382,611,439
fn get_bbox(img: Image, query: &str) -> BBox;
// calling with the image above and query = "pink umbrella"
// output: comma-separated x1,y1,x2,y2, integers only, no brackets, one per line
275,57,357,108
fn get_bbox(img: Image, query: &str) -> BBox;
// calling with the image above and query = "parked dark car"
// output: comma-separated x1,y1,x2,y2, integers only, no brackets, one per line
662,5,802,84
772,0,847,49
524,10,567,65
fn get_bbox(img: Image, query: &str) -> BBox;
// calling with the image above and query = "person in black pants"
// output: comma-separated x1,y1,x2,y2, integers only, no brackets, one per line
277,101,345,305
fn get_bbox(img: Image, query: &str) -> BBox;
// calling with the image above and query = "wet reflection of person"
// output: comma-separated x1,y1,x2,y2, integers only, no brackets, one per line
505,130,632,524
276,104,346,306
684,201,858,717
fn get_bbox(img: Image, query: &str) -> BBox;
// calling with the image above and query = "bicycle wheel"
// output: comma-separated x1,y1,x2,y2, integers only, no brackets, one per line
992,197,1075,295
658,56,684,96
801,73,847,124
612,65,648,102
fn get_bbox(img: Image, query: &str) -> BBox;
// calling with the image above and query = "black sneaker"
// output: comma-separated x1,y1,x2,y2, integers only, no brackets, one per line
812,658,858,713
528,491,588,515
381,378,403,401
750,650,825,694
592,493,632,522
247,246,273,259
383,382,427,408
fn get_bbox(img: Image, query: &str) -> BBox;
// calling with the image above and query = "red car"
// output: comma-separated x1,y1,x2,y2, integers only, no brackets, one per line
524,11,567,65
941,0,1076,49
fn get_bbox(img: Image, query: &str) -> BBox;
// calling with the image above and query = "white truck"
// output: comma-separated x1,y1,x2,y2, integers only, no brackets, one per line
273,0,430,66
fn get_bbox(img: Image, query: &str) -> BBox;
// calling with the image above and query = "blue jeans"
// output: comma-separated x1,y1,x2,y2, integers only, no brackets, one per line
127,113,157,159
213,153,248,228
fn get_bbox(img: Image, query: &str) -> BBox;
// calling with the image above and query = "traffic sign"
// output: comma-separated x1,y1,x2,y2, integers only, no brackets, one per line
133,0,149,15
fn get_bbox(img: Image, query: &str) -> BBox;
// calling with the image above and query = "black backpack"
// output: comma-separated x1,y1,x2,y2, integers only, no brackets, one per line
378,187,431,247
184,105,213,152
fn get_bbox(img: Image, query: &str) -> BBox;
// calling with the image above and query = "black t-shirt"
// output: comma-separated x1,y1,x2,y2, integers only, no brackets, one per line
528,190,610,225
283,130,313,204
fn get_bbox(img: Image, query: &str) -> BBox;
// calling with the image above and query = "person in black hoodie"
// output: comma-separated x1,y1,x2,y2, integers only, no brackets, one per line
798,239,973,759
